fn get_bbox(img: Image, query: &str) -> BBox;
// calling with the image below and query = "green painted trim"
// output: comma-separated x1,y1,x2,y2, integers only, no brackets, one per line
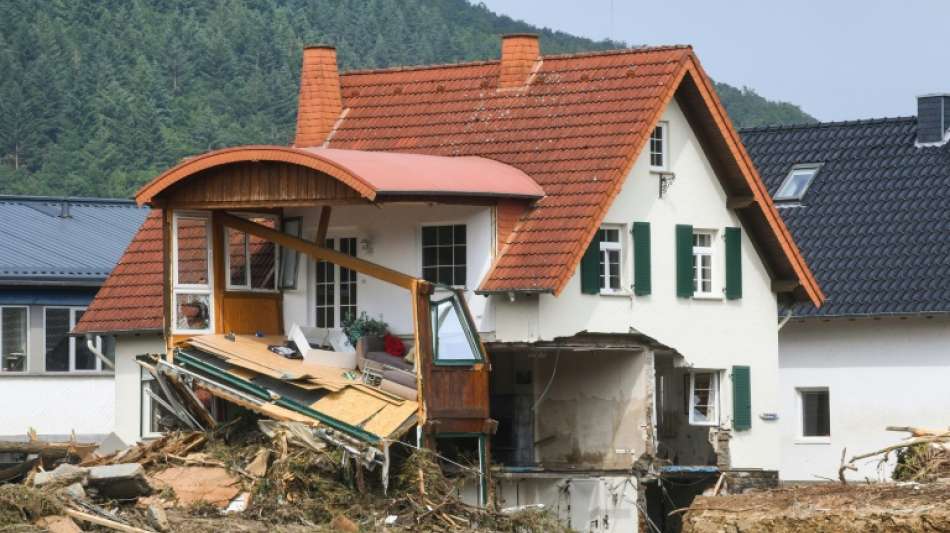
675,224,694,298
632,222,651,296
579,231,604,294
275,397,380,444
175,351,272,400
732,365,752,431
725,227,742,299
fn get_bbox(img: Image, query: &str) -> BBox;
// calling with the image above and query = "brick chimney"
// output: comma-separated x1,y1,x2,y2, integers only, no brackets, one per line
294,45,343,147
499,34,540,89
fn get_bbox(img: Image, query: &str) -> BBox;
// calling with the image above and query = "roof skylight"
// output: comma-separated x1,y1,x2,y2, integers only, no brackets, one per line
774,164,821,202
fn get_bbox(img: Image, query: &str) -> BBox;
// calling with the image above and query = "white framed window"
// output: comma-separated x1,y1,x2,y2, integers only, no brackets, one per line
315,237,358,328
0,306,29,373
692,230,715,296
421,224,467,287
775,163,821,202
649,121,669,171
172,212,213,334
799,387,830,439
44,307,100,372
225,215,279,292
598,226,623,292
688,371,719,426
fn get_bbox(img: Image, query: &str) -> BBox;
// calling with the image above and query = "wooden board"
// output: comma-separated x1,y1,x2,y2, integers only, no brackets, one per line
311,389,388,427
188,334,355,387
362,399,419,438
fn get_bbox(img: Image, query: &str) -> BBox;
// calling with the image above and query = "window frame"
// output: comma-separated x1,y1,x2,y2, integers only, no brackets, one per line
224,213,280,293
688,370,720,426
774,163,822,202
171,211,214,335
649,121,669,171
692,229,717,298
420,223,468,289
797,387,831,442
313,235,359,329
431,292,483,367
0,306,30,373
598,225,624,294
43,306,101,373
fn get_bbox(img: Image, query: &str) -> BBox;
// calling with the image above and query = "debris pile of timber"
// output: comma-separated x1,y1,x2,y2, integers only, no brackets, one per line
838,426,950,483
0,422,564,533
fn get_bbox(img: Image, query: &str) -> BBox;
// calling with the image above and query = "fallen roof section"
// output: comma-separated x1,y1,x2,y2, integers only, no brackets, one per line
134,145,544,206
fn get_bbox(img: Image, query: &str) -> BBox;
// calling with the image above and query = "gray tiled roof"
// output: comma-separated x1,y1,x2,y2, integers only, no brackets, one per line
0,196,149,285
741,118,950,317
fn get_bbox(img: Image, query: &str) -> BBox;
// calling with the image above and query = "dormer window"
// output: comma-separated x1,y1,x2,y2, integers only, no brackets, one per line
650,122,669,171
774,164,821,202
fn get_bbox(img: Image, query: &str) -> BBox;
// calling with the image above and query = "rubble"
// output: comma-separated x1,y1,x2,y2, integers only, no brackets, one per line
0,422,565,532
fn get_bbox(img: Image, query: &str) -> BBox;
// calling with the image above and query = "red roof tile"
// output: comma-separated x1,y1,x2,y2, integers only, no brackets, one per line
81,44,822,333
74,210,164,334
328,47,693,293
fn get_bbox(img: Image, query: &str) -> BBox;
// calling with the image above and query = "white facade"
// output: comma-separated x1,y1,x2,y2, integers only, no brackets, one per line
779,316,950,481
112,334,165,444
492,100,782,470
0,303,115,440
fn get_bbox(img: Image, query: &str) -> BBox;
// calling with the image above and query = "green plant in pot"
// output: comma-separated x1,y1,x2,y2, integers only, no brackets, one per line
342,312,388,351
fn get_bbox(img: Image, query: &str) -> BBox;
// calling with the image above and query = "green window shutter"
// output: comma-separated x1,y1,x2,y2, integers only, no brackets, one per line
732,365,752,431
675,224,693,298
725,227,742,299
579,231,603,294
632,222,651,296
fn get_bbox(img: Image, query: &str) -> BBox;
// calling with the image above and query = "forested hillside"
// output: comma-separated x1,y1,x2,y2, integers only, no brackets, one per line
0,0,816,198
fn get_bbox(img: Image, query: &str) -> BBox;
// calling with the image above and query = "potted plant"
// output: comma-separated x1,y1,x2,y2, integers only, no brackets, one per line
342,312,389,354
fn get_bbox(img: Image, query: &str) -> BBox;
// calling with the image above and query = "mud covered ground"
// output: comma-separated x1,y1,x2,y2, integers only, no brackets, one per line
682,482,950,533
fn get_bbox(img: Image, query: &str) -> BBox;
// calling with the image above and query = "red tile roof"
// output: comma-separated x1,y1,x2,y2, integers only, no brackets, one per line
77,44,822,334
73,210,164,334
327,46,693,293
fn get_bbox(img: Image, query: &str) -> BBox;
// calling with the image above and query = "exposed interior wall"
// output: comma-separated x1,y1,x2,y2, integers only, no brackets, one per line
113,334,166,445
490,98,782,470
526,348,651,470
779,316,950,481
282,203,493,336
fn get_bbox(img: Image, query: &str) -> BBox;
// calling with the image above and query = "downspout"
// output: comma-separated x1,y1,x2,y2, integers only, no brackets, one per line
86,335,115,370
777,310,793,331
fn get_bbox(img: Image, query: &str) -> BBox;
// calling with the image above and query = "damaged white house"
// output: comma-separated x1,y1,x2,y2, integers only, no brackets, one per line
74,35,823,531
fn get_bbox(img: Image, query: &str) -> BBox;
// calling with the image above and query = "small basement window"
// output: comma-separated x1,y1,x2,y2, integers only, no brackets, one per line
688,371,719,426
598,227,623,292
774,164,821,202
800,388,830,438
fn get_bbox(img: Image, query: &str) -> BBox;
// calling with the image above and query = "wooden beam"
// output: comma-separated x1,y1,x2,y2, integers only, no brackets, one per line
219,212,417,290
727,195,756,209
771,279,800,293
315,205,332,245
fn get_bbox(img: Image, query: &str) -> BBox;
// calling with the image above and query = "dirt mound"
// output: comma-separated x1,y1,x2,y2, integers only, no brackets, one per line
682,482,950,533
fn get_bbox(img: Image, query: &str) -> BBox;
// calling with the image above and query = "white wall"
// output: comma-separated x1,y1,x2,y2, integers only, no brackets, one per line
492,99,782,470
282,203,494,336
113,334,165,444
779,316,950,481
0,375,114,439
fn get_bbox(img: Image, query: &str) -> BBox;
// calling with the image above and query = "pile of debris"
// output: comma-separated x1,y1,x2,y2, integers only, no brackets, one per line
679,426,950,533
0,421,566,533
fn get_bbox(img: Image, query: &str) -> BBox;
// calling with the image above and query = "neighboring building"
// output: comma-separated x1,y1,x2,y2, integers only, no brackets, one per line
76,35,821,530
0,196,148,441
741,94,950,482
